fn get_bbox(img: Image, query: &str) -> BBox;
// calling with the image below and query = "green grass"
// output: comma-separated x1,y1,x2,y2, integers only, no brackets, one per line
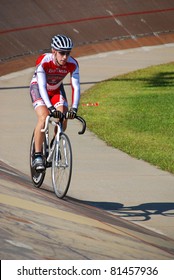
78,62,174,173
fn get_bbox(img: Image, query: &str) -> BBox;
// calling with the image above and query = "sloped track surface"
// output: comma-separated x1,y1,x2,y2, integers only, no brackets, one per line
1,161,174,259
0,0,174,75
1,1,174,259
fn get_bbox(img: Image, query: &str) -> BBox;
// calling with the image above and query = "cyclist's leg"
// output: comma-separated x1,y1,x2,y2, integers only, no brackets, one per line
56,104,68,131
51,84,68,131
30,83,49,152
34,105,49,152
30,83,49,170
33,106,49,171
30,132,46,187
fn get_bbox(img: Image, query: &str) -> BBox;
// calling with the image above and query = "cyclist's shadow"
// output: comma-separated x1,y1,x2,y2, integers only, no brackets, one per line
82,201,174,221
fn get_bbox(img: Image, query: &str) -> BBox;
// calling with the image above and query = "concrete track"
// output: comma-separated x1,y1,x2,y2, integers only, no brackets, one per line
0,0,174,259
1,44,174,259
1,0,174,75
1,161,174,259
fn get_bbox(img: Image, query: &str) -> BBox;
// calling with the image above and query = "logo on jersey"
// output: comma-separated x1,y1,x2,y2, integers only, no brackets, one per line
58,69,67,74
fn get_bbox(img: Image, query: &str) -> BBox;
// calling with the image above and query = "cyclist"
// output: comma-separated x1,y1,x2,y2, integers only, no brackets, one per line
30,34,80,172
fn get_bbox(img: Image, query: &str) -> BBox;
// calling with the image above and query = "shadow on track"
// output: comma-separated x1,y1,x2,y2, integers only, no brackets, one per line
75,200,174,222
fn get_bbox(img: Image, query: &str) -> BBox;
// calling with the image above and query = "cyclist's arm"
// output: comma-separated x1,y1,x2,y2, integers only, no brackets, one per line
37,65,52,108
71,65,80,109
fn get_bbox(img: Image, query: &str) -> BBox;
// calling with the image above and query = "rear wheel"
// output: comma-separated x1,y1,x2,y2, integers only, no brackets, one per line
30,132,46,188
52,133,72,198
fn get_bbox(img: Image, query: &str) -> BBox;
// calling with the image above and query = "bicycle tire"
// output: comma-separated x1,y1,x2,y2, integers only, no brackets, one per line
30,132,46,188
52,132,72,198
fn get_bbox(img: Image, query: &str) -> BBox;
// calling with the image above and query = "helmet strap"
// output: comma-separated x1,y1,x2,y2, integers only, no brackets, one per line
53,51,61,66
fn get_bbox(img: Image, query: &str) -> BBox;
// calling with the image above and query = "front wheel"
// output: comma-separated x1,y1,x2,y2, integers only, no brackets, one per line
52,133,72,198
30,132,46,188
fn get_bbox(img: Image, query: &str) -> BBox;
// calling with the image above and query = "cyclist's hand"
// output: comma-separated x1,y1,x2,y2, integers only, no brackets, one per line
48,106,63,119
68,107,77,119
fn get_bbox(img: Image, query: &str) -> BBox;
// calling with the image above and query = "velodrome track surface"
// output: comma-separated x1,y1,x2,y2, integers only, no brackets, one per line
1,0,174,75
1,44,174,260
0,1,174,259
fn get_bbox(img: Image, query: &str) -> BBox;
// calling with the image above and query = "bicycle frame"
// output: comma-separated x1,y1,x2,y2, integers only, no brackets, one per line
41,118,62,164
30,113,86,198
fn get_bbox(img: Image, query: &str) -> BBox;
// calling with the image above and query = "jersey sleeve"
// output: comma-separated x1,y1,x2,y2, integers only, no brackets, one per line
71,62,80,109
36,64,52,108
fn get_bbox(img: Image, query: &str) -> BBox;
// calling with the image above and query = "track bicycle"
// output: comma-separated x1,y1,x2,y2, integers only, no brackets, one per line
30,113,86,198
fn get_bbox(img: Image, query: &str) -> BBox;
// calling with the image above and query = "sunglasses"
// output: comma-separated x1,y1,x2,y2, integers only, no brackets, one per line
58,51,71,56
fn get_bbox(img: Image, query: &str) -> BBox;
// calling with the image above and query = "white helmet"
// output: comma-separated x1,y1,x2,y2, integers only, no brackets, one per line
51,34,73,51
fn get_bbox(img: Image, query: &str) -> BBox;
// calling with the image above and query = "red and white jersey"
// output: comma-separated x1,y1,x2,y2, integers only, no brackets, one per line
30,53,80,108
